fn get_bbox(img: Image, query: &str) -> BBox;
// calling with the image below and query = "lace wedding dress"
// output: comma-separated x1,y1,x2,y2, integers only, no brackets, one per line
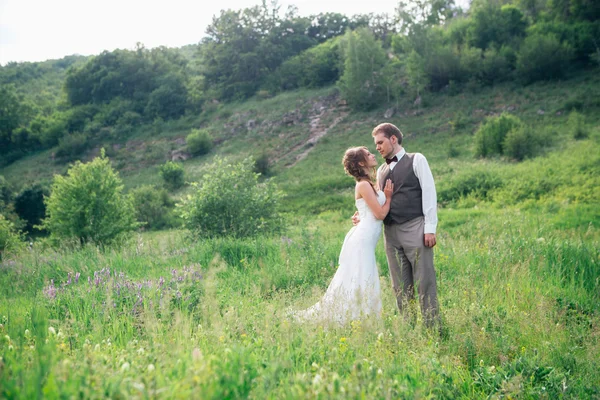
292,190,384,325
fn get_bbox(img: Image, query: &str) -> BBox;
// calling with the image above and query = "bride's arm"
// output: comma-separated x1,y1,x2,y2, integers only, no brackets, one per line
356,180,393,220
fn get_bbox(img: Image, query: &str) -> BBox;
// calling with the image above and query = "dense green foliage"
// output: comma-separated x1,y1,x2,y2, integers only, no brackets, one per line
40,150,137,244
186,129,213,156
131,185,177,230
474,113,523,157
159,161,185,190
178,157,284,239
0,214,23,260
14,184,48,233
338,28,387,110
1,0,599,167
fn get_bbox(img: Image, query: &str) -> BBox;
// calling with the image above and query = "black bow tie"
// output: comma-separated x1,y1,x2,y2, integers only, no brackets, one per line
385,156,398,165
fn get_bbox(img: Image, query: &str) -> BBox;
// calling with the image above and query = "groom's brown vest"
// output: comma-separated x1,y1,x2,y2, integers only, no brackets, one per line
378,153,423,226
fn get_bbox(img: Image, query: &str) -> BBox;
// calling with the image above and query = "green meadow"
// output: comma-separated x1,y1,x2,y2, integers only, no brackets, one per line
1,73,599,398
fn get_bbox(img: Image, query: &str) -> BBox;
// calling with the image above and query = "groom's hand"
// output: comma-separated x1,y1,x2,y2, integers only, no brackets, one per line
352,211,360,226
424,233,436,248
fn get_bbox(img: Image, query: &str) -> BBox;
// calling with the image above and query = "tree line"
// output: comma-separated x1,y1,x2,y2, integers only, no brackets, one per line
0,0,598,164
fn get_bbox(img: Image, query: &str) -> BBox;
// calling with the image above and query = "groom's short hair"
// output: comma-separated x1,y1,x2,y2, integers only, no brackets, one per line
372,123,403,145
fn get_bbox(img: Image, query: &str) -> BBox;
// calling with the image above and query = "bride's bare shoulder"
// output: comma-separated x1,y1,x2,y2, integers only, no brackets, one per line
355,180,374,199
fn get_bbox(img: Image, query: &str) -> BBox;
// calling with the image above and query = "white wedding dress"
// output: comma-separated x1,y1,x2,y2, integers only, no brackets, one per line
293,190,384,325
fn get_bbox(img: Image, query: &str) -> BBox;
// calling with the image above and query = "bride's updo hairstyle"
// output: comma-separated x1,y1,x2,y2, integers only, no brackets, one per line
343,146,372,182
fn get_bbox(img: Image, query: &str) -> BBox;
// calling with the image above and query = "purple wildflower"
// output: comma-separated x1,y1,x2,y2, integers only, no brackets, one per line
44,279,57,299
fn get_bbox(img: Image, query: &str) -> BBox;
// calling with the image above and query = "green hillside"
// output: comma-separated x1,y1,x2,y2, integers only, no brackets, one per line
2,68,599,222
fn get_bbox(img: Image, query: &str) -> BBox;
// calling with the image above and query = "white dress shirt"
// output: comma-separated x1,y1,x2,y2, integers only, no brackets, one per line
378,148,438,234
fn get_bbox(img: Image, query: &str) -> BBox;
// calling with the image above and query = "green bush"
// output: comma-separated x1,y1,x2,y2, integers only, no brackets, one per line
178,157,284,239
131,185,177,230
269,39,341,91
480,46,514,84
424,45,464,91
516,33,574,83
159,161,185,190
438,170,504,204
55,132,89,160
503,125,538,161
40,149,137,245
475,113,522,157
467,4,527,50
186,129,213,156
527,21,600,64
253,153,271,176
568,111,589,140
0,214,24,261
14,184,49,233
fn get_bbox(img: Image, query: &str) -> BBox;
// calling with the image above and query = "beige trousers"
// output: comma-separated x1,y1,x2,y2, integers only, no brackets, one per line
384,216,439,328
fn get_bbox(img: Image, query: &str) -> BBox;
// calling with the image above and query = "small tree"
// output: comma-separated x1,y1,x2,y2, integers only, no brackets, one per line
41,149,137,245
178,157,284,239
474,113,522,157
338,28,387,110
159,161,185,190
503,125,538,161
0,214,24,261
186,129,213,156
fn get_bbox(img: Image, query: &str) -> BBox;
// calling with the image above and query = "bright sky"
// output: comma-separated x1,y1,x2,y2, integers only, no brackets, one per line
0,0,395,65
0,0,468,66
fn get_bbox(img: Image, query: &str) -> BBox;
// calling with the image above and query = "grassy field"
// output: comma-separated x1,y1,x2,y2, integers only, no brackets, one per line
1,72,599,398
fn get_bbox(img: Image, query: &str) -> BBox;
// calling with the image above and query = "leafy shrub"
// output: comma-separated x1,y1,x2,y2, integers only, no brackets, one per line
424,45,464,91
438,170,503,203
475,113,522,157
0,214,24,260
39,114,68,147
159,161,185,190
270,39,341,91
253,153,271,176
178,157,284,239
65,104,98,133
568,111,589,140
186,129,213,156
503,125,538,161
55,132,89,160
144,78,188,120
516,33,574,83
338,28,387,110
40,149,137,245
14,184,49,233
117,111,142,127
527,21,600,64
468,4,527,50
131,185,177,230
479,45,514,84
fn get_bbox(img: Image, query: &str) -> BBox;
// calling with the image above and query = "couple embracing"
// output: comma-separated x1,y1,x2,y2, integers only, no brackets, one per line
293,123,440,330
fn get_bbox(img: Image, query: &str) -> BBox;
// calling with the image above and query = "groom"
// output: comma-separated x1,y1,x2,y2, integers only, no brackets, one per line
362,122,440,328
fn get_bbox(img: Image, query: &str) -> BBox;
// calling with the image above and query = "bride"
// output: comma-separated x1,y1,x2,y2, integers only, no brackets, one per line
292,146,393,325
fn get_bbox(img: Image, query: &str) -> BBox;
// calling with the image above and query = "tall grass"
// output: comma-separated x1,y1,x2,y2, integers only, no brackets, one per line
1,206,598,398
